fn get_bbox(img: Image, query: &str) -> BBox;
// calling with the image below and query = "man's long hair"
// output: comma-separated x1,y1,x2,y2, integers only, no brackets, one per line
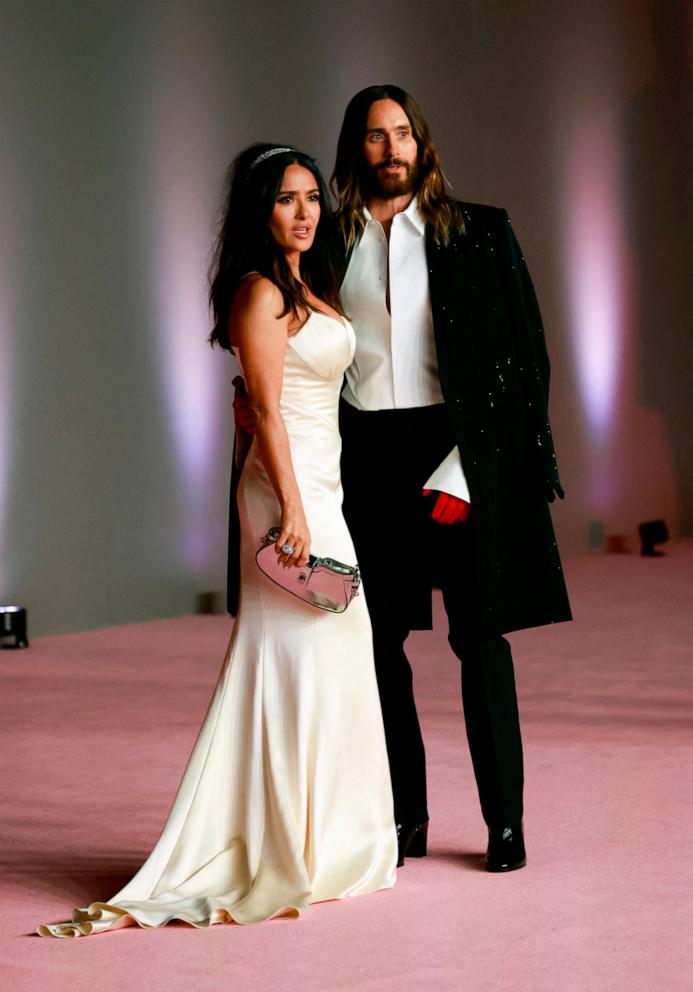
209,143,344,350
331,85,465,249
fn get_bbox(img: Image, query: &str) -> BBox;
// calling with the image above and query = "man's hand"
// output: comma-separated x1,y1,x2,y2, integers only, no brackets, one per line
423,489,471,525
232,376,257,433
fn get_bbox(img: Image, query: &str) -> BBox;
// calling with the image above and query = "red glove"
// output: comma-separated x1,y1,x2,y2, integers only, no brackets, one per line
422,489,471,525
232,376,257,433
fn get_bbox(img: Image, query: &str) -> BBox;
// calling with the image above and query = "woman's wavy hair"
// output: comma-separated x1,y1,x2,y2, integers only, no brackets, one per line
209,143,344,349
331,84,465,249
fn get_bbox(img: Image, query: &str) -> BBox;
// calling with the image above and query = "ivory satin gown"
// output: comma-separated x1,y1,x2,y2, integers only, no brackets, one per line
38,312,397,937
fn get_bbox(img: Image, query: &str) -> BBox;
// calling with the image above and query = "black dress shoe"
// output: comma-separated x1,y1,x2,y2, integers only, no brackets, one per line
485,822,526,872
396,821,428,867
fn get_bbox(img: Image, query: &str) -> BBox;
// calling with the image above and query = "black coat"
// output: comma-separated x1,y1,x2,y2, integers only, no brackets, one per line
424,201,571,636
227,201,571,638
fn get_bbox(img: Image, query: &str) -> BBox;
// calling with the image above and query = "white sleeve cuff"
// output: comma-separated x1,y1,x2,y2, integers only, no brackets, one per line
423,447,471,503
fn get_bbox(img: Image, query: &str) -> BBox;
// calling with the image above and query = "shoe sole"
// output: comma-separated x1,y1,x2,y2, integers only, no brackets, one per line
485,857,527,873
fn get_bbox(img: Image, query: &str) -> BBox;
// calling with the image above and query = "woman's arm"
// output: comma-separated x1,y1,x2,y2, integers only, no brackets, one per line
229,277,310,567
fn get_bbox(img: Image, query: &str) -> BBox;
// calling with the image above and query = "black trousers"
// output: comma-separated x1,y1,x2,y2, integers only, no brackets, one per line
340,400,524,829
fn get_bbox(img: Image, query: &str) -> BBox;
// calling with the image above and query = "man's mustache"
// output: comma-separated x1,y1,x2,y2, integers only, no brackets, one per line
376,158,410,171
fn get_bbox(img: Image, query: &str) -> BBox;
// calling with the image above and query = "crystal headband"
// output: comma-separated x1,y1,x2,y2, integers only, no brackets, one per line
249,146,295,172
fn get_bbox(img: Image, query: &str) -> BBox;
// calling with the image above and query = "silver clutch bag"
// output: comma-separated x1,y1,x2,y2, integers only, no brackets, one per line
255,527,361,613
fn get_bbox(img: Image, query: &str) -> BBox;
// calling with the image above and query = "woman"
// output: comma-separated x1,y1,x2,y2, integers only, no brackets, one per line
38,144,397,937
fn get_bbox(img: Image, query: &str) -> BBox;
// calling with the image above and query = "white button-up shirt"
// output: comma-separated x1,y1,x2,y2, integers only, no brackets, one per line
340,199,470,502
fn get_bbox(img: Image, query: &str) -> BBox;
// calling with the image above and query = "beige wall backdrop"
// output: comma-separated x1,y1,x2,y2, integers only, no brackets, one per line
1,0,692,635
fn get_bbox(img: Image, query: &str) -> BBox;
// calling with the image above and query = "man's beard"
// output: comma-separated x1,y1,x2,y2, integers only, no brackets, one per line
365,158,420,199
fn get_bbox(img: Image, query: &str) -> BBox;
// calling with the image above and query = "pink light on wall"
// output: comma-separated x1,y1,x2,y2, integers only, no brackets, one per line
551,2,682,539
549,1,663,528
145,12,229,571
563,111,626,450
151,171,219,482
149,159,224,570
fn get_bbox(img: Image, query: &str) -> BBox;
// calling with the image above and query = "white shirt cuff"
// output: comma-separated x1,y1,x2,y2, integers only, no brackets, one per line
424,447,471,503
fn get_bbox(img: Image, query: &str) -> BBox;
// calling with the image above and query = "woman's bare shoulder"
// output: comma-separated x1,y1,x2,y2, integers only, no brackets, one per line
233,273,284,317
228,275,288,348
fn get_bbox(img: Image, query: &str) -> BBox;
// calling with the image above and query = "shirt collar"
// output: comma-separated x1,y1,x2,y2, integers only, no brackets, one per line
363,196,425,237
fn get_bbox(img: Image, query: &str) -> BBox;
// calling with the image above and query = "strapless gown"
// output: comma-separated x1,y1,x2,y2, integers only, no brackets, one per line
38,312,397,937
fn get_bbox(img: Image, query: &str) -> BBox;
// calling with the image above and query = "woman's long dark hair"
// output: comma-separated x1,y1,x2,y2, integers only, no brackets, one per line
331,85,465,248
209,143,344,349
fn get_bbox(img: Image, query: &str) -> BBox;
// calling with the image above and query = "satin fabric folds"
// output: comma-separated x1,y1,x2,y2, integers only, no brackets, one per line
38,313,397,937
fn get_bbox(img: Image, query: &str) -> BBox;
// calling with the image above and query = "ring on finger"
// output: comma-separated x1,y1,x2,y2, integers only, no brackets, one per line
280,543,295,555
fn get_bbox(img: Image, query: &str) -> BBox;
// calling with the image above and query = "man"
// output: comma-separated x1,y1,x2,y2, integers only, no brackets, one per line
230,85,572,872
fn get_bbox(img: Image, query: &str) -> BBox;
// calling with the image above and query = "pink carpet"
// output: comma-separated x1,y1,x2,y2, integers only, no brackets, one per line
3,545,693,991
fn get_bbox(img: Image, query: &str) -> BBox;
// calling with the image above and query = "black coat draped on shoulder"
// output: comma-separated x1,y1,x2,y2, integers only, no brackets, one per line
424,201,571,636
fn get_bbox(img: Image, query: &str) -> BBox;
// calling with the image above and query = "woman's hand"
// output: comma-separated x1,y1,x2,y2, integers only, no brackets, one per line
276,506,311,569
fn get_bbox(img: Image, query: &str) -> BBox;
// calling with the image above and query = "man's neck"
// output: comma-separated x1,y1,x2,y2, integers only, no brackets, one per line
366,192,415,238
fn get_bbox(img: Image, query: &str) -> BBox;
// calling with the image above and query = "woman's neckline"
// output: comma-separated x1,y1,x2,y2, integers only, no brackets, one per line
288,309,347,338
229,309,347,357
